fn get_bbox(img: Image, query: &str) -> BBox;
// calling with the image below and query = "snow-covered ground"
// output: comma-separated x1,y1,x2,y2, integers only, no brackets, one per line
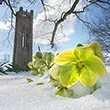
0,66,110,110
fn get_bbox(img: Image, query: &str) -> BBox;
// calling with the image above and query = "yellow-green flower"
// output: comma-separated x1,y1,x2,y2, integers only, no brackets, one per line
50,46,106,88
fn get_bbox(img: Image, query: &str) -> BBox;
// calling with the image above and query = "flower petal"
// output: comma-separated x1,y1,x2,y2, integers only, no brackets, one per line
89,42,103,60
80,66,98,87
59,63,79,88
55,50,76,65
85,55,106,76
49,64,61,80
74,47,94,60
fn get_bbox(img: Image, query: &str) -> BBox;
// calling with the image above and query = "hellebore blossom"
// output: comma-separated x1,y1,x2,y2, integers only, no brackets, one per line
50,43,106,88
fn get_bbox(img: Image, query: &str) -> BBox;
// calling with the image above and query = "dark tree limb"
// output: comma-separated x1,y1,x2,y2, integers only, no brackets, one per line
73,2,95,14
4,0,16,16
51,0,80,48
40,0,46,11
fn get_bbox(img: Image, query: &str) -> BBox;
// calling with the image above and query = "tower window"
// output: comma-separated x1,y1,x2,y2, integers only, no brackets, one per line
22,33,25,47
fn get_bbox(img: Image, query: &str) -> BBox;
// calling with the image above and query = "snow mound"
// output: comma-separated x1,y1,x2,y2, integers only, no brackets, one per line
0,66,110,110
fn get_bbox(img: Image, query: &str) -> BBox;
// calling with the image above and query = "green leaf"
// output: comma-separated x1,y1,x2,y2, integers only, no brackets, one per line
33,60,39,68
26,78,33,83
46,52,54,69
56,88,73,97
34,59,45,68
79,66,98,87
59,63,79,88
28,62,33,69
85,55,106,76
36,82,44,86
55,50,76,65
29,52,55,76
36,52,43,59
42,52,47,62
31,69,38,75
49,75,57,82
77,43,83,47
83,44,89,47
33,54,37,59
38,70,44,76
89,42,103,60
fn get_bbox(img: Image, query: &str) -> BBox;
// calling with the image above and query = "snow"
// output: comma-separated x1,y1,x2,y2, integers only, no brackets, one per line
0,66,110,110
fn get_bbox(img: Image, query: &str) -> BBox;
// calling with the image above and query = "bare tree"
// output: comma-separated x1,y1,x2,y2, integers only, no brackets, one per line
89,10,110,53
82,2,110,58
1,0,110,48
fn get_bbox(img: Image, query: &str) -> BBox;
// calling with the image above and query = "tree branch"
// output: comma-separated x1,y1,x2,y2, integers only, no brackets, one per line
40,0,46,11
97,0,110,5
51,0,80,48
73,2,95,13
7,0,16,16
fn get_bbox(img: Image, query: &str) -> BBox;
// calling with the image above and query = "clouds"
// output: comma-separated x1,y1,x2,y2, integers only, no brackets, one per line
33,0,83,45
0,0,83,46
33,14,75,44
0,17,15,30
0,21,10,30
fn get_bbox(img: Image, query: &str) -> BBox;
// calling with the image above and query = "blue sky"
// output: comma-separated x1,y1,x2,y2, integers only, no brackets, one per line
0,0,101,62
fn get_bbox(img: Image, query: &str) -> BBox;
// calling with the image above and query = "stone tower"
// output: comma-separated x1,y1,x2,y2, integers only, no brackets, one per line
13,7,33,68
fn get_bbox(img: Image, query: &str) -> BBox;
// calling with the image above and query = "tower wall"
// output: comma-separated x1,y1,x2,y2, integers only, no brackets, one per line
13,7,33,68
